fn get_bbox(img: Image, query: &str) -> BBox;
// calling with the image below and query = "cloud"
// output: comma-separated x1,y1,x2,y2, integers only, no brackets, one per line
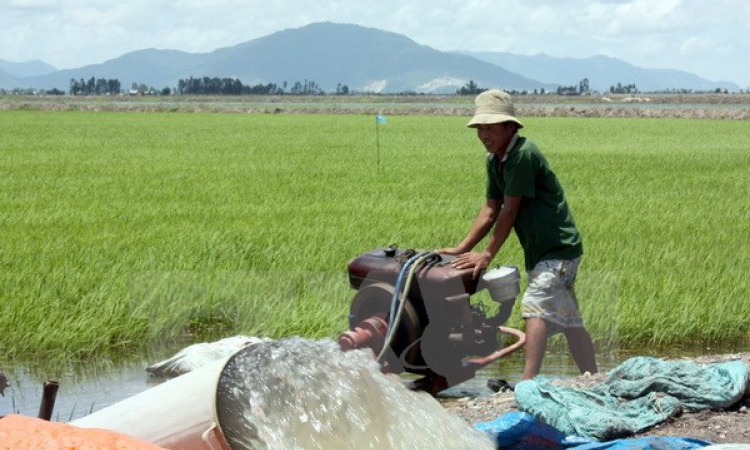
4,0,59,11
587,0,684,32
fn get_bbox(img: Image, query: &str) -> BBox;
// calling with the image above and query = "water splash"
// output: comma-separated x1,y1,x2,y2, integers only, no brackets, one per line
216,337,494,450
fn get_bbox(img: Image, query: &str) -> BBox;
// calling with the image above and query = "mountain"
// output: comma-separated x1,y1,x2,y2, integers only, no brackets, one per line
0,59,57,79
22,49,207,92
18,23,552,93
461,52,740,93
187,22,551,93
8,23,738,94
0,69,22,89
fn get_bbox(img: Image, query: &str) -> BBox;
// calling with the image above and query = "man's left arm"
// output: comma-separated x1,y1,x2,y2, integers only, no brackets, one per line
452,195,522,278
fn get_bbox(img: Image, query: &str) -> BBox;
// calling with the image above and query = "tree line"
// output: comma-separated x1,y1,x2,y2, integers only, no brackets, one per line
3,76,742,96
177,77,281,95
70,77,122,95
176,77,351,95
465,77,640,96
548,78,639,95
65,76,351,96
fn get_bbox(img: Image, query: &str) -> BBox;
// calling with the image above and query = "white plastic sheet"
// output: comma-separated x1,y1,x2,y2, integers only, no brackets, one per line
146,336,267,378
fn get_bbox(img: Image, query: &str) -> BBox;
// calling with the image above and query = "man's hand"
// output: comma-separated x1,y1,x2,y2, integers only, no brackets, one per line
450,251,492,279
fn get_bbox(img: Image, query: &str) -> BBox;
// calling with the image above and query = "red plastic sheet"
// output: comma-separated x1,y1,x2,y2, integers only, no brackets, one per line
0,414,169,450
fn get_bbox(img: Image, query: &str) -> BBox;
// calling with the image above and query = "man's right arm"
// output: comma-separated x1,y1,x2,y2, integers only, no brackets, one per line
438,198,502,254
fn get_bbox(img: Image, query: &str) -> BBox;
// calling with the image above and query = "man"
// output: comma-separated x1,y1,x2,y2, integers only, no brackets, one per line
439,89,597,380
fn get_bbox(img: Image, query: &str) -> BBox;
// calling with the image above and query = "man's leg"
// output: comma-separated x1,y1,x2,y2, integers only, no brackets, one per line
563,326,598,375
522,317,548,380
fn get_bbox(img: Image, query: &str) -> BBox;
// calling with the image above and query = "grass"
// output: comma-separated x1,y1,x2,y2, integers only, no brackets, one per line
1,110,748,362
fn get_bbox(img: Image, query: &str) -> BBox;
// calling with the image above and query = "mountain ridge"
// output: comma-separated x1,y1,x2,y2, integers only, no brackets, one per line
0,58,57,79
16,23,551,93
3,22,739,93
460,51,740,93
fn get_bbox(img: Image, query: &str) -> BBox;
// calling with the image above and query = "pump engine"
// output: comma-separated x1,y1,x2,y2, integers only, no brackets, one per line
338,246,526,393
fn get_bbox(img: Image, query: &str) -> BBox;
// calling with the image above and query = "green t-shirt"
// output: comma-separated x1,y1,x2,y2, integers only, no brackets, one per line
486,136,583,270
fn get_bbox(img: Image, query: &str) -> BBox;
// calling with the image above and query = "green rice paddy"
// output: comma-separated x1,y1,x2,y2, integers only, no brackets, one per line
1,110,749,360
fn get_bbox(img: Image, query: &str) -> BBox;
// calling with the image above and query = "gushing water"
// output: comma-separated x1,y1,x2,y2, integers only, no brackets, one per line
216,338,494,450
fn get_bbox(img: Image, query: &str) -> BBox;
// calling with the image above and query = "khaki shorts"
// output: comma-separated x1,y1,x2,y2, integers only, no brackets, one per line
520,257,584,333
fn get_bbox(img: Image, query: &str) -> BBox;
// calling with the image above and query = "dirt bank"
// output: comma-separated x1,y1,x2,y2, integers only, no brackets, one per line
442,353,750,444
2,93,750,120
517,105,750,120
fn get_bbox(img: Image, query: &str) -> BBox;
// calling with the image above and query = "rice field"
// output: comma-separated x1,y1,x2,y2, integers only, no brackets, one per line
1,109,749,361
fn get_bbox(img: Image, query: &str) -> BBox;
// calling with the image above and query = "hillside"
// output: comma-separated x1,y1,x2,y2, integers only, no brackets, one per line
7,23,739,94
0,69,22,89
19,23,551,93
0,59,57,79
22,49,207,92
461,52,740,93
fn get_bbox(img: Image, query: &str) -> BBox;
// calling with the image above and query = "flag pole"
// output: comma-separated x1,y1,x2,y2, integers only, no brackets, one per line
375,116,381,173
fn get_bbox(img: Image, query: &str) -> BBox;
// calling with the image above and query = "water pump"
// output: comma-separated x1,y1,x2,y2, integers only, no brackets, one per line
338,246,526,393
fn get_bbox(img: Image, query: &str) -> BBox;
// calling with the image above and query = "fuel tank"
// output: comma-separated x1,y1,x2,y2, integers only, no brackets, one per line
347,247,482,303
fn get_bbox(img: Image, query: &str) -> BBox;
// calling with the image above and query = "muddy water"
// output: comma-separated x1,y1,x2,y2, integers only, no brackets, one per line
0,358,157,421
0,343,622,423
2,339,495,449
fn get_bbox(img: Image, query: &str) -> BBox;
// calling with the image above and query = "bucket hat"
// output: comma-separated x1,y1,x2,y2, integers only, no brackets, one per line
467,89,524,128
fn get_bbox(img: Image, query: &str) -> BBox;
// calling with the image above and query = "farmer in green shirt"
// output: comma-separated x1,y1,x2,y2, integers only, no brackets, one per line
440,89,598,380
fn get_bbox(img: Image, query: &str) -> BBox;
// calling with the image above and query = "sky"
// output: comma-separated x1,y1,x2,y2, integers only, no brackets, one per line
2,0,749,88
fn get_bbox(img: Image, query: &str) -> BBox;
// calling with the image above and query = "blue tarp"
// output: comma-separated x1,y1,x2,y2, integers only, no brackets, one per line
570,437,712,450
474,411,568,450
473,412,713,450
